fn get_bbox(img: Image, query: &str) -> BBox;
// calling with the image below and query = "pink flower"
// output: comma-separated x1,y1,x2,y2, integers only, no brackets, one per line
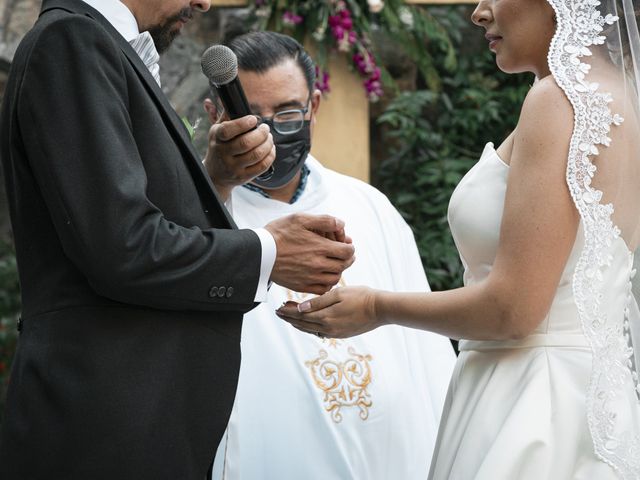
364,76,383,101
329,7,358,53
353,50,376,75
315,67,331,94
282,11,303,25
328,15,342,28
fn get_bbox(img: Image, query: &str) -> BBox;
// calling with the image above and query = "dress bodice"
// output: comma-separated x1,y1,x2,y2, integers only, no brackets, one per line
447,142,633,338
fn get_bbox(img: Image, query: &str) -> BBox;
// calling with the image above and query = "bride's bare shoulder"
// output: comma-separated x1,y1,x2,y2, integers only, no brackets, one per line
513,75,574,155
522,76,572,121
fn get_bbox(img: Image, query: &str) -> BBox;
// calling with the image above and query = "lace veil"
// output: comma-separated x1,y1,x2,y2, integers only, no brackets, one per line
545,0,640,475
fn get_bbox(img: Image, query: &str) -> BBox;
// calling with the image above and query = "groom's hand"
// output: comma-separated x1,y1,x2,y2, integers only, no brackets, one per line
265,214,355,295
203,114,275,201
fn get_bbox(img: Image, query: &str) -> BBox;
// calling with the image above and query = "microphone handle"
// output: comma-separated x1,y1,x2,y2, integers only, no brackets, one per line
215,77,275,181
216,77,252,120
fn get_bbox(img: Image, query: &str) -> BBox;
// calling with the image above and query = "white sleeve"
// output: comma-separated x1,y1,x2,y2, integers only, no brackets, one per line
224,195,233,216
251,227,276,302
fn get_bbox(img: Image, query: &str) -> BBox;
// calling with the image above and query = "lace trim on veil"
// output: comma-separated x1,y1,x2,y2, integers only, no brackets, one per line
546,0,640,476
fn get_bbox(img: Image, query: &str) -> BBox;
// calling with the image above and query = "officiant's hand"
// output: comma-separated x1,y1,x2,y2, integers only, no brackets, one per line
275,286,384,338
265,214,355,295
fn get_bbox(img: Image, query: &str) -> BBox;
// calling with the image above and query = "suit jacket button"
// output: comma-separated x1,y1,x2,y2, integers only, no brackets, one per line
209,286,219,298
217,286,226,297
226,287,234,298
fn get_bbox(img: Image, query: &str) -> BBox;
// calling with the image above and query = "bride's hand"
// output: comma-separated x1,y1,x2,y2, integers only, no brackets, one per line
275,286,384,339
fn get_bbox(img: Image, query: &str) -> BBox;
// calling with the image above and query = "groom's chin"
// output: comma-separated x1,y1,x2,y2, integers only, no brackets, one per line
149,26,181,54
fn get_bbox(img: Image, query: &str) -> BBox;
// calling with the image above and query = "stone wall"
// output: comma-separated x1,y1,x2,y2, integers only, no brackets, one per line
0,0,40,62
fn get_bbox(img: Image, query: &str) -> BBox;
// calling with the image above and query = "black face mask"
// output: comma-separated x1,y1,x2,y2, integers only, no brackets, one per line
252,120,311,190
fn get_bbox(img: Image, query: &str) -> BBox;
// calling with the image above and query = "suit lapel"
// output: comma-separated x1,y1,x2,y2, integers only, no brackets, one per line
40,0,238,229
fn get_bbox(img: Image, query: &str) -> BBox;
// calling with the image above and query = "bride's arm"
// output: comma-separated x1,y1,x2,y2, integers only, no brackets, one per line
277,77,579,341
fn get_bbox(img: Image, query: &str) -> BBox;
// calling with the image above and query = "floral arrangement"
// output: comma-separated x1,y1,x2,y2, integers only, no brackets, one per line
249,0,455,101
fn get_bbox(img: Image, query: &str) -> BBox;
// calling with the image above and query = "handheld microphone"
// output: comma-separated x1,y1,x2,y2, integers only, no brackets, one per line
201,45,274,180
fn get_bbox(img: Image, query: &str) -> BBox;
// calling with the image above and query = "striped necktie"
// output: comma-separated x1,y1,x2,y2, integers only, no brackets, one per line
129,31,161,87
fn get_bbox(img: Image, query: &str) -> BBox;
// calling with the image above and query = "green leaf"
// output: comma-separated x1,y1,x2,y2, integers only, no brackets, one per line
181,117,195,141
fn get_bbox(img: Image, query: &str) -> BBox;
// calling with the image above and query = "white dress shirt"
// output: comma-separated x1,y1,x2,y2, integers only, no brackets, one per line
82,0,139,41
80,0,276,301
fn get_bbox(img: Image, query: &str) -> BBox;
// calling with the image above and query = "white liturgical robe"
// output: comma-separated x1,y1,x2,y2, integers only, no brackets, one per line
212,156,456,480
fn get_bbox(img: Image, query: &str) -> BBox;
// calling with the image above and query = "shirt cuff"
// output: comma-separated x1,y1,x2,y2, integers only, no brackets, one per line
252,227,276,302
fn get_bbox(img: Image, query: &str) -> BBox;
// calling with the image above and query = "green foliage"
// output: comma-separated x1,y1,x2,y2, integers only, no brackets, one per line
0,240,20,420
376,6,532,290
377,3,456,92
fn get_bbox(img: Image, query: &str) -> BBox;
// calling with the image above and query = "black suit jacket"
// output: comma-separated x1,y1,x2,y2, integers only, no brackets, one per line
0,1,263,477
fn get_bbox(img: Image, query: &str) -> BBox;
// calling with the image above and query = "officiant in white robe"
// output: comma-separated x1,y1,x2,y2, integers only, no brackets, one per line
205,32,456,479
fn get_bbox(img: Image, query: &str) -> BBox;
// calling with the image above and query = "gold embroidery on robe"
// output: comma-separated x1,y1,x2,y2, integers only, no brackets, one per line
285,279,374,422
305,347,373,423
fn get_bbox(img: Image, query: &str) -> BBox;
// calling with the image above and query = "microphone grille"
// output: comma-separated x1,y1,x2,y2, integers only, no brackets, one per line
201,44,238,86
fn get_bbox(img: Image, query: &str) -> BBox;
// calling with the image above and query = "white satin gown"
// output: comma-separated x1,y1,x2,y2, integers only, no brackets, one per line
427,143,626,479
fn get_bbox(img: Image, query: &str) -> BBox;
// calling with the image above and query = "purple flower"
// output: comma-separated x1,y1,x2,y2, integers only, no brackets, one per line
364,77,383,101
315,67,331,94
328,15,342,28
353,50,376,75
282,11,304,25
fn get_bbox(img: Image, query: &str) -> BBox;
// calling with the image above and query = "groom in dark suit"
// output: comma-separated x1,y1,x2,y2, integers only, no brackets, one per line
0,0,355,478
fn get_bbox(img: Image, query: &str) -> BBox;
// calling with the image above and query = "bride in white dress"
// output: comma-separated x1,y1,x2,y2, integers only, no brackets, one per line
276,0,640,478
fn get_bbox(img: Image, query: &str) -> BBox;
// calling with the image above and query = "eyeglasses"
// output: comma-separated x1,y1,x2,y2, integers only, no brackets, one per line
257,103,310,135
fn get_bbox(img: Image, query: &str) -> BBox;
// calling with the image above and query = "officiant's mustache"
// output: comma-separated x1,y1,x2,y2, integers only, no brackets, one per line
149,8,194,54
